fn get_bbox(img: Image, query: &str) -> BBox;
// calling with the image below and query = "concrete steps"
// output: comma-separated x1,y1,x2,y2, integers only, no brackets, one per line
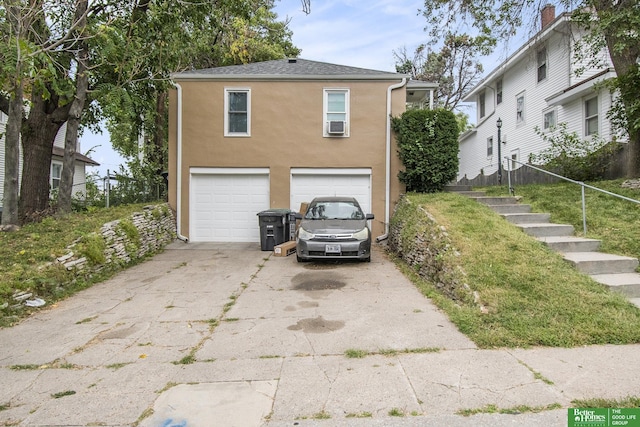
451,188,640,302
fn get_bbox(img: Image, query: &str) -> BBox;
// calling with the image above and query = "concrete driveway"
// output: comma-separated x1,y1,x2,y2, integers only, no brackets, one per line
3,241,636,426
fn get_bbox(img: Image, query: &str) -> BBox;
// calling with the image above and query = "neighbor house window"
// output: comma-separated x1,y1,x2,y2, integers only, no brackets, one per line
324,88,349,137
496,79,503,105
487,136,493,157
479,91,486,118
543,109,556,130
51,162,62,190
516,93,525,124
537,47,547,82
224,88,251,136
585,96,599,136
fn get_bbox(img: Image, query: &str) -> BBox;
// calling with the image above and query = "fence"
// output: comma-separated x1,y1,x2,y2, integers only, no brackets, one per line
102,169,168,208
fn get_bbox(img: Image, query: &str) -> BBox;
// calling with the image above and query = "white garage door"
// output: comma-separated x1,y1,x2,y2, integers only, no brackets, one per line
290,168,372,214
190,168,269,242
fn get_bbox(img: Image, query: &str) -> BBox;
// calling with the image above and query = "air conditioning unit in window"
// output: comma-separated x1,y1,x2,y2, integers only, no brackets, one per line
327,121,346,134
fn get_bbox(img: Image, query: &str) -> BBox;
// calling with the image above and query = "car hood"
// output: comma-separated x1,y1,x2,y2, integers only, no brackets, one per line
299,219,368,234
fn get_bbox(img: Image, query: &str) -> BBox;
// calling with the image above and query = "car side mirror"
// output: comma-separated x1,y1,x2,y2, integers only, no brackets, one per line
366,213,374,220
295,212,303,220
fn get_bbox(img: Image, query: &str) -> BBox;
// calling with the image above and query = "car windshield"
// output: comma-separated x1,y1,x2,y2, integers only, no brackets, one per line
304,201,364,220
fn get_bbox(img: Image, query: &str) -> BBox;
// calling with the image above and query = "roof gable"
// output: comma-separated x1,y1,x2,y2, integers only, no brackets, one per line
172,58,405,81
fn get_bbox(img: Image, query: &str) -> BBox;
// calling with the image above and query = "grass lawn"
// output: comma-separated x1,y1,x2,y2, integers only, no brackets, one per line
0,204,152,326
396,185,640,348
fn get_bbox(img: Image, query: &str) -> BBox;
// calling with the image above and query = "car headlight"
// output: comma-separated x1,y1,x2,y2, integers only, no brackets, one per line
352,227,369,240
297,227,314,240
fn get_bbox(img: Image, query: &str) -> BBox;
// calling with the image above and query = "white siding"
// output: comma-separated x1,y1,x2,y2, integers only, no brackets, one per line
458,20,618,181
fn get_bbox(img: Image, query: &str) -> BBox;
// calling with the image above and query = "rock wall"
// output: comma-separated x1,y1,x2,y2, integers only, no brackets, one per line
57,204,176,271
388,196,472,305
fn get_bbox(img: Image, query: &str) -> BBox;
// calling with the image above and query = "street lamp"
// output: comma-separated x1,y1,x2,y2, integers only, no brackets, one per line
496,117,503,185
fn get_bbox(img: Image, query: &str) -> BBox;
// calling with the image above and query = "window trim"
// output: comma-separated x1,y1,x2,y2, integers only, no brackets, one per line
516,92,525,125
224,87,251,137
479,91,486,119
51,160,62,191
543,108,556,131
487,136,494,158
323,88,350,137
584,96,599,136
537,46,547,83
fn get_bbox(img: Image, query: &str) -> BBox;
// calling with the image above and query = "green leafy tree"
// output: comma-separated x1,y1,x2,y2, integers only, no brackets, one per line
394,33,493,110
391,109,460,192
421,0,640,176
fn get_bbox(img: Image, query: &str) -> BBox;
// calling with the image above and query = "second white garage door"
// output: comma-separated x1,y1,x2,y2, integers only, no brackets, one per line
190,168,270,242
290,168,372,214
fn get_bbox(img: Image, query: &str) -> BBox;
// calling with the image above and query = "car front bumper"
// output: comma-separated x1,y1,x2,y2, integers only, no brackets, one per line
296,239,371,260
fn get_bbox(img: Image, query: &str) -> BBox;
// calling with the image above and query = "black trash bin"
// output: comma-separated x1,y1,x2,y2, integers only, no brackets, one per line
257,209,291,251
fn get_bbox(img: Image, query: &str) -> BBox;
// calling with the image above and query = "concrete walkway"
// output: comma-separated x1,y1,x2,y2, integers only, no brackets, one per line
0,242,639,426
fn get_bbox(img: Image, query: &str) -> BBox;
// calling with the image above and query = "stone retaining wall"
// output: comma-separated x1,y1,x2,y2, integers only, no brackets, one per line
57,204,176,271
388,195,473,305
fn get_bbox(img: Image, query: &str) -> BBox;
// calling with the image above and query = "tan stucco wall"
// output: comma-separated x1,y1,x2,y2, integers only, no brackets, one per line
168,78,407,239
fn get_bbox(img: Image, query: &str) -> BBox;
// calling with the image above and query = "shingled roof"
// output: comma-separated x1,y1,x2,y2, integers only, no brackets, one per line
173,58,406,81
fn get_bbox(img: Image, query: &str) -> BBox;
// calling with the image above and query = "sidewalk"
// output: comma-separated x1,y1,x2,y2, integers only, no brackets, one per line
0,242,638,426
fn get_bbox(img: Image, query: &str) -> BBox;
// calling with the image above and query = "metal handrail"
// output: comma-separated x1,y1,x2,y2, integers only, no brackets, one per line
505,157,640,236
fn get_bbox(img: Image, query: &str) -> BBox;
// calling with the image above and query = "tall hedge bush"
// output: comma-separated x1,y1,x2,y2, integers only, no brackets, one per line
391,108,459,193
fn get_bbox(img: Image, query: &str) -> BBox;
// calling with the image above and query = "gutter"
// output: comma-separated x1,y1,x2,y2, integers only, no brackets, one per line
378,77,407,242
173,82,189,242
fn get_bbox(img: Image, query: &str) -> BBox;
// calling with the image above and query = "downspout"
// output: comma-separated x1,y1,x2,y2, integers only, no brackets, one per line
173,82,188,242
377,77,407,242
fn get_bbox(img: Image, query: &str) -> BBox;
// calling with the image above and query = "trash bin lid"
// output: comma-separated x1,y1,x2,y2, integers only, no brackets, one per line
257,208,292,217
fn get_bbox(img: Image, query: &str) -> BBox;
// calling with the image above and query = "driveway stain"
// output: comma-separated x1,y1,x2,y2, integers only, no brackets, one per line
291,271,346,291
283,301,319,312
287,316,345,333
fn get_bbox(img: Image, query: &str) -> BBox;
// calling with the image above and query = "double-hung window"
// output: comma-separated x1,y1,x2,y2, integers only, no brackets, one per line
516,93,525,124
479,91,486,119
537,47,547,82
585,96,598,136
225,88,251,136
51,162,62,190
496,79,503,105
487,136,494,157
324,89,349,137
543,109,556,130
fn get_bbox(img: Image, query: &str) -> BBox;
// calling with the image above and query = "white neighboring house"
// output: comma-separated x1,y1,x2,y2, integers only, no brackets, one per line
0,112,99,214
458,5,621,182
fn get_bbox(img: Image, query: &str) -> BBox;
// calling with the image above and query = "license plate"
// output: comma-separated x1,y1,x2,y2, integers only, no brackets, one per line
325,244,341,253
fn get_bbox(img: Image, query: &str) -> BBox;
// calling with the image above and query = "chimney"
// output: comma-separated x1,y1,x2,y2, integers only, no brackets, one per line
541,4,556,29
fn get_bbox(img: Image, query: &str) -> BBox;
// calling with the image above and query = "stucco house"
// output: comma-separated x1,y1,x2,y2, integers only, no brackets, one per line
458,5,621,183
168,58,436,243
0,113,99,214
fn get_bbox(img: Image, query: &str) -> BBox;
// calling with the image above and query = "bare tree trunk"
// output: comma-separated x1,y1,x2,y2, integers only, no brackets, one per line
2,1,24,226
18,86,66,223
58,0,89,214
2,85,22,226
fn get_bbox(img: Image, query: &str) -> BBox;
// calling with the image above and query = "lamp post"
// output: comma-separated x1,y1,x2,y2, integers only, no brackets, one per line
496,117,503,185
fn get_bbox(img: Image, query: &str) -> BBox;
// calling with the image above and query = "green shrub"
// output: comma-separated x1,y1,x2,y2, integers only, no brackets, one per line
391,108,459,192
530,123,622,181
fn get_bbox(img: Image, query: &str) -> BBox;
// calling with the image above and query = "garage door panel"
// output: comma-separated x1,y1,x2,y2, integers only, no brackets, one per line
290,171,371,214
191,172,269,242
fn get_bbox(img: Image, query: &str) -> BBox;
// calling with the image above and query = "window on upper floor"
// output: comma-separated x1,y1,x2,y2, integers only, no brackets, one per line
479,91,486,119
224,88,251,136
537,47,547,82
51,162,62,190
496,79,503,105
516,92,525,124
487,136,493,157
324,89,349,137
543,109,556,130
585,96,599,136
